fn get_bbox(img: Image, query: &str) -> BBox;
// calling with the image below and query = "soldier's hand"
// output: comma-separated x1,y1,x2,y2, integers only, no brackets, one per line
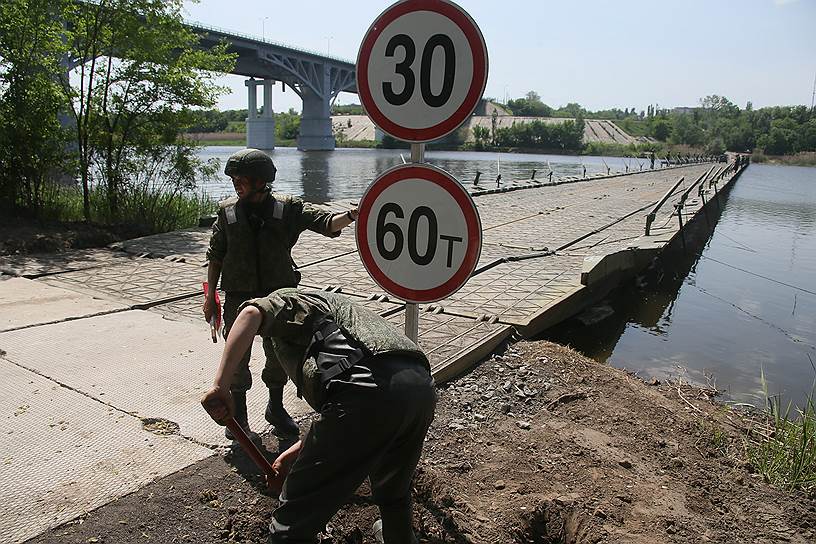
201,386,233,425
266,467,286,495
267,447,296,494
202,297,215,323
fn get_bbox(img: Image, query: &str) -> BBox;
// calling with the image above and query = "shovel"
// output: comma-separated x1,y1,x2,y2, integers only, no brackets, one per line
201,396,281,490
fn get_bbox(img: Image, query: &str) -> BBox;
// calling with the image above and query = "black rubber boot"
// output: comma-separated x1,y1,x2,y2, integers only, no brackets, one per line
265,386,299,438
225,391,253,441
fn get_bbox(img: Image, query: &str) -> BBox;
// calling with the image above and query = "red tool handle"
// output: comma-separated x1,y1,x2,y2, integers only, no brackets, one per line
202,397,276,479
224,418,277,478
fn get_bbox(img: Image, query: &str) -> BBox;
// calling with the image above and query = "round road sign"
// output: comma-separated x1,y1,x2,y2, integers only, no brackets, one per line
356,163,482,303
356,0,488,143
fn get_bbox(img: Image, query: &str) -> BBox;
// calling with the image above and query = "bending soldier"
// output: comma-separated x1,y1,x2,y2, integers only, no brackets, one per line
204,149,358,440
201,288,436,544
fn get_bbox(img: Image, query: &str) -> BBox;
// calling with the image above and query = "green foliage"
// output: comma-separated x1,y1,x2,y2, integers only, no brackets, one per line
0,0,73,215
582,141,665,157
63,0,234,222
331,103,365,115
506,91,553,117
378,134,410,149
38,175,217,232
553,102,588,119
186,109,229,133
747,369,816,497
651,120,671,141
275,108,300,140
472,125,490,150
491,119,585,151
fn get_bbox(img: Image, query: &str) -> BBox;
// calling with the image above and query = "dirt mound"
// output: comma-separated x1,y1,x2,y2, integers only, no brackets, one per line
0,219,147,256
28,341,815,544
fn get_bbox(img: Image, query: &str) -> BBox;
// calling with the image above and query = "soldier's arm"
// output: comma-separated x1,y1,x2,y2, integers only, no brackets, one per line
295,199,349,238
328,208,358,233
201,305,263,422
204,214,227,321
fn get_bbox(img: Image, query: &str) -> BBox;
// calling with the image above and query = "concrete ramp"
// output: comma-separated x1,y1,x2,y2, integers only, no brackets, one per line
0,277,128,332
0,310,310,447
0,359,213,544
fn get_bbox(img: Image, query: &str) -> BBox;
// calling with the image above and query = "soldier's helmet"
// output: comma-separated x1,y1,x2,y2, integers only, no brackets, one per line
224,148,277,183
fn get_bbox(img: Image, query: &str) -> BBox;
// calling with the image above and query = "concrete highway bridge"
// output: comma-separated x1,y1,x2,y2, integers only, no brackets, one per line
189,21,357,151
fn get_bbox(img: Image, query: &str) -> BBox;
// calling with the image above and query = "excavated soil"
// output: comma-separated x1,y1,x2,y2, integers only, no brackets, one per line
0,218,147,256
27,341,815,544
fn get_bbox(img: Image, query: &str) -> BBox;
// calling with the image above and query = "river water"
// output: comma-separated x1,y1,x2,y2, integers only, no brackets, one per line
198,147,816,409
197,146,641,203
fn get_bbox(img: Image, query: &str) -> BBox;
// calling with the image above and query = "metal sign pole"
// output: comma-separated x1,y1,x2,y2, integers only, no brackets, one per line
404,142,425,342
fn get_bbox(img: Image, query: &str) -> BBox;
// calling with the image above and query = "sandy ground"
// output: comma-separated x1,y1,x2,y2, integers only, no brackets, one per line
25,340,815,544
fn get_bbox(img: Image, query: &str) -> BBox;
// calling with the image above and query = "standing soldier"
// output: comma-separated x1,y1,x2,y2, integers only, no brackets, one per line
201,287,436,544
204,148,358,440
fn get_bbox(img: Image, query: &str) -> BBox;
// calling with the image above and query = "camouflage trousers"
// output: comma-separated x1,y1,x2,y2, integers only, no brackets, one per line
269,354,436,544
223,292,288,392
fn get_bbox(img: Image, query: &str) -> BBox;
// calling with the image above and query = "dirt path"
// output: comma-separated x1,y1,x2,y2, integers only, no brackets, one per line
26,341,814,544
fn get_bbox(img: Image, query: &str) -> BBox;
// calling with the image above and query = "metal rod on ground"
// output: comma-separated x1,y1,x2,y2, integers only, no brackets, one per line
404,143,424,343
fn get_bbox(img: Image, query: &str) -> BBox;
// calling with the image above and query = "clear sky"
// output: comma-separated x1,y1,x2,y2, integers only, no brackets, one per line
181,0,816,113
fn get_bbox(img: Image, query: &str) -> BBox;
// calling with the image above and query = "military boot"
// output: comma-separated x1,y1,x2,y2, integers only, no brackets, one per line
225,391,255,441
265,386,299,438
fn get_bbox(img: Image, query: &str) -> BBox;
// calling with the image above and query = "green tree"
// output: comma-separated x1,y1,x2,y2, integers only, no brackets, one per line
63,0,233,220
472,125,490,149
758,126,796,155
276,108,301,140
507,91,553,117
651,119,671,141
0,0,72,215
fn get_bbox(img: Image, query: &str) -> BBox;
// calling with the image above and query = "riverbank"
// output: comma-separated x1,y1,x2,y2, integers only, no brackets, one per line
0,217,148,256
750,151,816,167
186,132,692,160
26,340,814,544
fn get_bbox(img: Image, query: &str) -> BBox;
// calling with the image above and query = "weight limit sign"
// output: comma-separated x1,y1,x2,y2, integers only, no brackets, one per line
357,0,488,143
356,163,482,304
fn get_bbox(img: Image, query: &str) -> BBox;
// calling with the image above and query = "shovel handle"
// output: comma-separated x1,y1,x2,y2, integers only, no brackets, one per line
224,417,277,478
202,397,276,478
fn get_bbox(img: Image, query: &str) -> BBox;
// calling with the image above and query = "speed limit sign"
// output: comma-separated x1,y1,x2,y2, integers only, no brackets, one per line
356,163,482,303
357,0,489,142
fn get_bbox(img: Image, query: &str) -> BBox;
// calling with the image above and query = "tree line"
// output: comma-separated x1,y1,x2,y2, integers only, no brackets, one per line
502,91,815,156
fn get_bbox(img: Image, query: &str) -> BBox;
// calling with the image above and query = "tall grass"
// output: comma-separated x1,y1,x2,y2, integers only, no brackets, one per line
750,152,816,167
581,141,665,157
38,181,216,233
747,368,816,496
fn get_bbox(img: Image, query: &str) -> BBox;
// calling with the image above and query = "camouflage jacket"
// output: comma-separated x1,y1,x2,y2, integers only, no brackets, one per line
240,288,430,410
206,193,338,293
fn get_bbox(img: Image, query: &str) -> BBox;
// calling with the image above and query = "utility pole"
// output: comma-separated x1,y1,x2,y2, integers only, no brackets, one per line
260,16,269,42
811,70,815,112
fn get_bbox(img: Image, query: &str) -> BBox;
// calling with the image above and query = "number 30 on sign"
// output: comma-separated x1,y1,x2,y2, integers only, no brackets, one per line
356,0,488,143
356,164,482,304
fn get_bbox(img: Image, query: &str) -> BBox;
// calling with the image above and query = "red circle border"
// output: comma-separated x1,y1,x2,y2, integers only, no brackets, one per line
356,164,482,303
356,0,488,143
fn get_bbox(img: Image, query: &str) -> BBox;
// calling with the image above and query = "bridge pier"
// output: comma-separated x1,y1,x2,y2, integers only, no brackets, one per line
297,86,335,151
246,78,276,150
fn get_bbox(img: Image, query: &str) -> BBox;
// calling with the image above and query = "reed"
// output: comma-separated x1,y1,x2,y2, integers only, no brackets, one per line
747,368,816,496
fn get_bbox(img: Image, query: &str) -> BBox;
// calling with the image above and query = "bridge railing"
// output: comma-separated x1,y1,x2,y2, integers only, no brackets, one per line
186,20,355,65
644,176,685,235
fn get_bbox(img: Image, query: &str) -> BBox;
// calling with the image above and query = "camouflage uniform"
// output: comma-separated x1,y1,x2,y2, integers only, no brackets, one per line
241,288,436,544
206,192,339,393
